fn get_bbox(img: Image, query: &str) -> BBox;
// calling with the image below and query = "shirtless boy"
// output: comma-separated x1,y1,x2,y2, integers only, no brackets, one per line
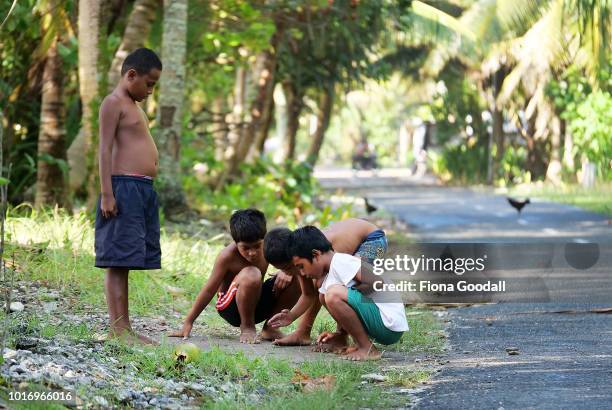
264,218,388,350
95,48,162,344
170,209,301,343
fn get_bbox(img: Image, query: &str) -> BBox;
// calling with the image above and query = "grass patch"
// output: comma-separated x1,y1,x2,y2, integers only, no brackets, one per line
384,309,445,354
502,182,612,216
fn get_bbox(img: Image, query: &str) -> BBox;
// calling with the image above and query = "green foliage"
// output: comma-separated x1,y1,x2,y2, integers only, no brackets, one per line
186,157,352,228
568,90,612,179
431,143,488,184
547,63,612,179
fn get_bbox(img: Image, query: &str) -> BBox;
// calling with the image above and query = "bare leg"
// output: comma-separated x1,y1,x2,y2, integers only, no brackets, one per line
324,286,380,361
105,268,155,345
272,296,321,346
313,292,348,352
261,277,301,341
105,268,131,335
234,267,262,343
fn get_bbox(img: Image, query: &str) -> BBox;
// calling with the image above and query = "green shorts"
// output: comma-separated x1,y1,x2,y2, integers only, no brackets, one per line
347,288,404,345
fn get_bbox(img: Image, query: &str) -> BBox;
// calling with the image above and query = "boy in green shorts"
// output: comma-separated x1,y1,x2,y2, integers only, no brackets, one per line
264,218,388,350
287,226,408,361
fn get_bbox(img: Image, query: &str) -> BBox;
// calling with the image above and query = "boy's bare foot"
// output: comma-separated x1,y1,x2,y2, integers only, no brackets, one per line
342,344,381,361
260,327,284,342
108,328,157,345
135,332,158,345
272,331,312,346
313,331,348,353
239,326,260,344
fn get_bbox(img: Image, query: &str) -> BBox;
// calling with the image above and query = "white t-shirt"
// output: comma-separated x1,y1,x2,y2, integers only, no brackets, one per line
319,253,409,332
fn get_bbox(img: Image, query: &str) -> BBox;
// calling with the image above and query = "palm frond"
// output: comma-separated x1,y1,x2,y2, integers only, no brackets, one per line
411,0,477,41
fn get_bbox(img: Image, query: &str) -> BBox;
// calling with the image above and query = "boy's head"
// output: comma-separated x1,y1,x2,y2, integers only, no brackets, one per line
230,209,267,263
288,226,333,279
121,48,162,102
264,227,299,274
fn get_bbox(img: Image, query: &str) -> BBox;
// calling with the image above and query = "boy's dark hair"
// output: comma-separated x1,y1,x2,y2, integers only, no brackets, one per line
288,226,333,262
121,48,162,76
230,209,266,243
264,227,293,265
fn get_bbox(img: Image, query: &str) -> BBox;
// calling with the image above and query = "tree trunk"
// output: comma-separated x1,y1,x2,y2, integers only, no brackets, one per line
488,68,505,185
35,41,68,208
107,0,160,89
74,0,101,204
210,96,227,163
306,85,334,167
545,114,562,184
283,81,304,161
562,119,575,171
156,0,187,212
249,94,274,161
215,67,246,190
524,112,548,180
229,48,278,175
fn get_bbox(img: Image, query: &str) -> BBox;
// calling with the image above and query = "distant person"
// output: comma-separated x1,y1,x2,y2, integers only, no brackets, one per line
95,48,162,344
411,118,430,176
264,218,388,350
169,209,301,343
287,226,409,360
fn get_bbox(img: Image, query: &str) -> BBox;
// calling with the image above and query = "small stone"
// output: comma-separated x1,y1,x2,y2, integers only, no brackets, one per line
15,337,38,350
149,397,158,405
361,373,388,382
9,302,24,312
93,396,109,407
10,365,26,374
43,302,58,313
2,348,17,360
505,347,520,355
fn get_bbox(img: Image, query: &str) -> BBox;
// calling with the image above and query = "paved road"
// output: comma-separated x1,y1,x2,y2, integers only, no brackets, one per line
316,168,612,410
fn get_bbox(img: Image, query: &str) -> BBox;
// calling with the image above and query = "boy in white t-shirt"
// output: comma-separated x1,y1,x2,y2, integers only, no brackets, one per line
288,226,409,361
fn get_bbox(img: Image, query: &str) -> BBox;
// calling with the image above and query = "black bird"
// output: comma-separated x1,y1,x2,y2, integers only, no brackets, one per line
507,197,530,214
364,197,378,214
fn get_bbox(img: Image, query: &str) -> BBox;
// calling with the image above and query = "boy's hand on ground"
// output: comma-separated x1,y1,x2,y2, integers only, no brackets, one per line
273,271,293,293
316,331,335,345
168,321,193,340
100,193,118,218
268,309,294,328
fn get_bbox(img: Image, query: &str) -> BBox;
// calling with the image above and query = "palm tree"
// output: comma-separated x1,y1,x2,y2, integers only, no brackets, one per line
34,0,73,208
68,0,101,200
156,0,188,212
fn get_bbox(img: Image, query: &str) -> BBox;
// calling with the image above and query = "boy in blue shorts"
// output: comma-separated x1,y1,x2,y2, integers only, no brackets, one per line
264,218,389,350
287,226,408,360
95,48,162,344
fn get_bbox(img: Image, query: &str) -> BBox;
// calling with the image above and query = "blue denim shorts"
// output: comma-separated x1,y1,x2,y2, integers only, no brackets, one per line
94,175,161,270
354,229,388,264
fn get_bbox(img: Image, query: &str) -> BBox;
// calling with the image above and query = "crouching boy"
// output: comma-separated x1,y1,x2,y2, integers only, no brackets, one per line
289,226,409,360
170,209,300,343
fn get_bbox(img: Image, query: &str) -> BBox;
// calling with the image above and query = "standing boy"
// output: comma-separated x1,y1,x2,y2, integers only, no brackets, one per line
264,218,388,349
288,226,408,361
95,48,162,344
170,209,301,343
